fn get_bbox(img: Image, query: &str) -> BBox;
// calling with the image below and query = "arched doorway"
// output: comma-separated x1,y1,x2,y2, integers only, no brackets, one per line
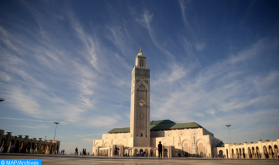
232,149,234,158
134,149,138,157
140,149,143,157
15,140,20,153
242,148,245,158
248,147,252,158
239,148,242,158
268,146,273,159
263,146,268,159
144,149,148,157
198,143,205,157
31,142,35,153
150,149,154,157
164,149,168,158
219,150,223,158
56,146,59,155
124,149,128,156
27,142,31,153
235,148,239,158
50,145,54,154
183,142,190,156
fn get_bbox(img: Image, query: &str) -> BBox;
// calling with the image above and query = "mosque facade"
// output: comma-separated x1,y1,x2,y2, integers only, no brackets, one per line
92,48,223,158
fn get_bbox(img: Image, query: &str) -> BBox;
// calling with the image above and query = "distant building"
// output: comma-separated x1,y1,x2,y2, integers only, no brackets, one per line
92,48,222,158
0,130,60,154
214,139,279,159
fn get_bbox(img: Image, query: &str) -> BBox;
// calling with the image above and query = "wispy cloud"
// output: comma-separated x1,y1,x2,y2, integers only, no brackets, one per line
178,0,193,34
68,11,99,71
135,10,174,58
14,124,49,129
0,117,68,124
151,39,279,123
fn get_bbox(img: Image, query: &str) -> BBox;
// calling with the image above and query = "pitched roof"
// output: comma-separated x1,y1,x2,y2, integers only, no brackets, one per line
108,120,203,133
150,119,175,125
108,127,130,133
215,141,225,147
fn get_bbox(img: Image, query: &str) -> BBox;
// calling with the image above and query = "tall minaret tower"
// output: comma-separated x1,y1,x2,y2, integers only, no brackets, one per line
130,47,150,147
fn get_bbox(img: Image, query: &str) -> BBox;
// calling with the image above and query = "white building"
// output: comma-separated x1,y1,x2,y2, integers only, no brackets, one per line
92,48,222,158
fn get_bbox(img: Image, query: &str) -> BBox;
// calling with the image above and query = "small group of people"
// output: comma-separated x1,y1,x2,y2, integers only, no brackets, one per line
82,148,87,155
135,151,153,157
75,147,89,155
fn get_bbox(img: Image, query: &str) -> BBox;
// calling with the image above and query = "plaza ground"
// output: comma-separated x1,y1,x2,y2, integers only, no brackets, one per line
0,154,279,165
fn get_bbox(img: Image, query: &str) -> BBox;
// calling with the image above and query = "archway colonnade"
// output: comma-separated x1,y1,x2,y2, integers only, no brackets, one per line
0,129,60,154
94,144,174,158
215,138,279,159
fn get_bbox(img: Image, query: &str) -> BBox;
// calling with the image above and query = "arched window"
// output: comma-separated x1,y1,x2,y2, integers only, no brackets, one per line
140,59,144,67
141,133,143,137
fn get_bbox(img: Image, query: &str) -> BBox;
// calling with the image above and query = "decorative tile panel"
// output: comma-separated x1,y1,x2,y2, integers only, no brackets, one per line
133,68,150,77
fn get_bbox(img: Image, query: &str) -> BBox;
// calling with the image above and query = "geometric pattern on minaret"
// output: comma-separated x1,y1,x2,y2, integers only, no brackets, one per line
130,47,150,147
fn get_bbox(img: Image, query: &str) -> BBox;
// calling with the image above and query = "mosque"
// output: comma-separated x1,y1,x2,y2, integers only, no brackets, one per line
92,48,223,158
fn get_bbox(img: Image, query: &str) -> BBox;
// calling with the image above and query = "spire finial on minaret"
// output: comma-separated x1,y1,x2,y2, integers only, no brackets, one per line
140,46,142,52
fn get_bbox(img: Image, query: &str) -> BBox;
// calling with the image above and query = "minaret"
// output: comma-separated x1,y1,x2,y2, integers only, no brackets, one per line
130,47,150,147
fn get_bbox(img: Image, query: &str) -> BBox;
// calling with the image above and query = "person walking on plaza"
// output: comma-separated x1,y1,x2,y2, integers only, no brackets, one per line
158,141,162,158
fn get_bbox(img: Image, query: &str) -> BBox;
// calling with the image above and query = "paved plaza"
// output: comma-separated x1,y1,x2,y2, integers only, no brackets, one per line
0,154,278,165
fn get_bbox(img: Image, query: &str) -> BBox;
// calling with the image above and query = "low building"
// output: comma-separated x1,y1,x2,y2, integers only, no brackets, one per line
0,129,60,154
213,138,279,159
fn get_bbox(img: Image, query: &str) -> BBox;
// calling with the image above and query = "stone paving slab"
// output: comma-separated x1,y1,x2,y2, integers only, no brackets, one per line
0,154,278,165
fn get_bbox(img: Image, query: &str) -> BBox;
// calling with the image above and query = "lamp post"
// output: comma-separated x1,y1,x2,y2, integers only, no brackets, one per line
225,125,232,144
54,122,60,141
0,98,5,102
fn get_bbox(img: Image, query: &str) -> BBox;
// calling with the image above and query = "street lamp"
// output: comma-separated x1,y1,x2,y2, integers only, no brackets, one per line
0,98,5,102
225,124,232,144
54,122,60,141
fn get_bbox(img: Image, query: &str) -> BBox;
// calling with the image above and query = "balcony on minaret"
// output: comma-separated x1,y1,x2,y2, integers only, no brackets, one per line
135,47,147,68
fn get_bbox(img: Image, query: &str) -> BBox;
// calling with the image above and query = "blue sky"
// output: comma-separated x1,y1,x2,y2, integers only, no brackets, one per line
0,0,279,154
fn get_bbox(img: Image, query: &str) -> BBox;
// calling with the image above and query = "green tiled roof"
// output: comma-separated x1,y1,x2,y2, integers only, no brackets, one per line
108,120,203,133
108,127,130,133
150,119,175,125
216,141,225,147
